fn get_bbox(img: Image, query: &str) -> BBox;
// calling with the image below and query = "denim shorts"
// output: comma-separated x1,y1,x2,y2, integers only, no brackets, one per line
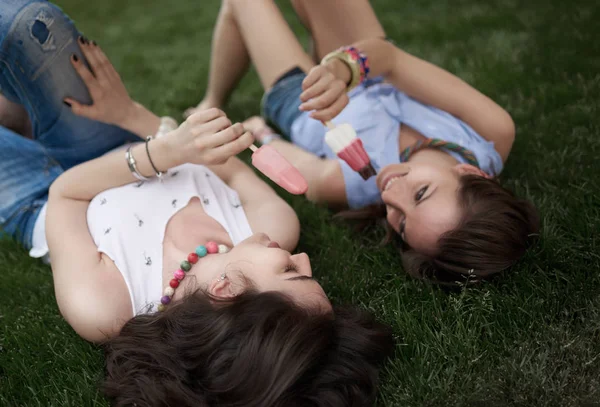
0,0,139,248
261,67,307,138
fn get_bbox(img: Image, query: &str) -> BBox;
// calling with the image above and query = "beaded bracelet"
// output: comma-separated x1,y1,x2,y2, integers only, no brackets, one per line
321,46,370,92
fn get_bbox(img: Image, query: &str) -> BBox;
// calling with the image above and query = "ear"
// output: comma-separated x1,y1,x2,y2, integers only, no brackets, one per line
208,275,246,299
453,164,492,179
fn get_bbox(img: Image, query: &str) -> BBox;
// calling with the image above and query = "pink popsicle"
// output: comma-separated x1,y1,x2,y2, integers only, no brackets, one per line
250,145,308,195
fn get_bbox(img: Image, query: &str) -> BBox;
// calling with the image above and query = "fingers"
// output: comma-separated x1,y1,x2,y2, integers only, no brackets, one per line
63,98,94,119
204,122,246,147
187,108,227,126
301,65,326,90
207,131,254,164
299,76,332,106
299,80,347,112
70,53,96,88
309,93,349,122
77,37,116,82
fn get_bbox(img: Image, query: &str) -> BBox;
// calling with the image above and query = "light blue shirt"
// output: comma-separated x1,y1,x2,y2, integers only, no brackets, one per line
290,78,503,208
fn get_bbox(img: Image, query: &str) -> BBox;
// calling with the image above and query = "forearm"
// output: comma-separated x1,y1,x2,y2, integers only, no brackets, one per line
269,139,347,207
269,139,328,187
118,102,161,139
49,138,177,202
328,38,513,153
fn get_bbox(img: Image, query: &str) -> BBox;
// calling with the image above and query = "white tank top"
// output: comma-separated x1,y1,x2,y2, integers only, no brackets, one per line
32,163,253,316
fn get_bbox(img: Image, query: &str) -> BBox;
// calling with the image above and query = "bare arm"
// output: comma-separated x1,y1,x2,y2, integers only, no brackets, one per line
301,38,515,161
208,156,308,251
47,109,251,341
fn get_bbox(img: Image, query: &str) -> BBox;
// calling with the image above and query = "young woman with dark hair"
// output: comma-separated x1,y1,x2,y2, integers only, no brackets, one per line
0,1,393,405
186,0,540,284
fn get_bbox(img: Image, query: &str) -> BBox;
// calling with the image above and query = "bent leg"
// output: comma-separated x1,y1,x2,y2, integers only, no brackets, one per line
184,0,251,118
0,125,62,248
0,1,139,169
290,0,385,60
226,0,315,90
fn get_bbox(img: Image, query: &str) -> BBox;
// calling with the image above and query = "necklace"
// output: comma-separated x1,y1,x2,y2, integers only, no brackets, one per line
158,241,230,312
399,137,480,168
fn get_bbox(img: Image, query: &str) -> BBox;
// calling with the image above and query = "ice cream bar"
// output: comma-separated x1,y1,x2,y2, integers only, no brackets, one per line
324,122,376,180
250,145,308,195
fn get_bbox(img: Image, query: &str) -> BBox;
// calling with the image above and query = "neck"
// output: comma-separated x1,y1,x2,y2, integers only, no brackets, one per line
162,238,228,298
406,148,458,168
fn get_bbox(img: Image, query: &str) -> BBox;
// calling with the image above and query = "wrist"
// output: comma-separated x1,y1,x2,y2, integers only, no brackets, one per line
120,102,161,138
149,136,184,171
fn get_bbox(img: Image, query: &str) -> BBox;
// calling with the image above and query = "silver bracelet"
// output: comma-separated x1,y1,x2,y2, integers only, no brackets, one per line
125,145,152,182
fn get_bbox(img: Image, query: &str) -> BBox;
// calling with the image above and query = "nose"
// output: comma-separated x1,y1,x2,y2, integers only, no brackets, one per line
290,253,312,277
248,232,271,246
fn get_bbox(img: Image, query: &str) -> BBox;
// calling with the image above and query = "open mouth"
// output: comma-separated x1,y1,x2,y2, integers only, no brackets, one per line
380,172,408,191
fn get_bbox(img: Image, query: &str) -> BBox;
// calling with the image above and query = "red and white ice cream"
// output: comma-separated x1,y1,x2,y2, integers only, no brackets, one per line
325,123,376,180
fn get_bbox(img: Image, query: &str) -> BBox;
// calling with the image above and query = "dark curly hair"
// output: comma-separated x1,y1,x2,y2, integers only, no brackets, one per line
339,175,539,285
102,290,394,407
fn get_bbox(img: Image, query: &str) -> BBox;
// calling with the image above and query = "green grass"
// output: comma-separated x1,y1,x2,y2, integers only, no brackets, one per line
1,0,599,405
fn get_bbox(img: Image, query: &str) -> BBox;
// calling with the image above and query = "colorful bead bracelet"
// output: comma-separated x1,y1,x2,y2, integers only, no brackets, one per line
158,241,230,312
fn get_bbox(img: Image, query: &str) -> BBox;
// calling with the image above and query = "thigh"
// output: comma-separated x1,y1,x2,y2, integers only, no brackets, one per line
0,1,139,169
226,0,315,90
0,125,62,248
290,0,386,60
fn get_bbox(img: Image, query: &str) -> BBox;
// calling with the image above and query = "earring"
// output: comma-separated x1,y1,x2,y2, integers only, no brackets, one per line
218,273,227,282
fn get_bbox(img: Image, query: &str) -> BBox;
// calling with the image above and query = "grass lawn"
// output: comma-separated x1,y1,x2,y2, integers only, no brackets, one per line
1,0,599,406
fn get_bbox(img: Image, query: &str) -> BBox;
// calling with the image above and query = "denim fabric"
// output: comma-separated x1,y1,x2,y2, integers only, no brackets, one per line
261,67,306,138
0,0,139,248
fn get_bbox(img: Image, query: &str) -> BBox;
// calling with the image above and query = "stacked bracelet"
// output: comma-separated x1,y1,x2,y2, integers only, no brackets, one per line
125,138,168,182
125,146,152,182
321,46,370,92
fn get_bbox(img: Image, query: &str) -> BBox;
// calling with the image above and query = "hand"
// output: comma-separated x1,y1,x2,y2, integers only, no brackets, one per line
299,63,349,122
162,108,254,166
64,37,136,127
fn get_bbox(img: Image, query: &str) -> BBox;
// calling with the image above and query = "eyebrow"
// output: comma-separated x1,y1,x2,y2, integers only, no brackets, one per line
286,276,314,282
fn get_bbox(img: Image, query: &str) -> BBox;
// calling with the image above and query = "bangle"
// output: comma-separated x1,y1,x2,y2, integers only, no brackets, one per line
145,136,167,179
321,46,370,92
155,116,178,139
125,145,152,182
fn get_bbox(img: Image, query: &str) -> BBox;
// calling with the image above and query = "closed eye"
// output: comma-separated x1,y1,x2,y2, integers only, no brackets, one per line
286,275,314,282
284,264,298,273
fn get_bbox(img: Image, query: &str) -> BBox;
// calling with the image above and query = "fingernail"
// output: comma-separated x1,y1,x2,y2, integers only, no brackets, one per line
72,54,79,62
63,101,71,107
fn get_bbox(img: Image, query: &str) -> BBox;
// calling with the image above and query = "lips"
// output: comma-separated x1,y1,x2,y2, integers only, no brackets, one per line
268,241,281,249
380,172,407,192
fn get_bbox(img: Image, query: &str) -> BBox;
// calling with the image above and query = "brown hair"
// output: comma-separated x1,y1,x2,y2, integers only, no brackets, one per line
103,290,394,407
339,175,540,285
